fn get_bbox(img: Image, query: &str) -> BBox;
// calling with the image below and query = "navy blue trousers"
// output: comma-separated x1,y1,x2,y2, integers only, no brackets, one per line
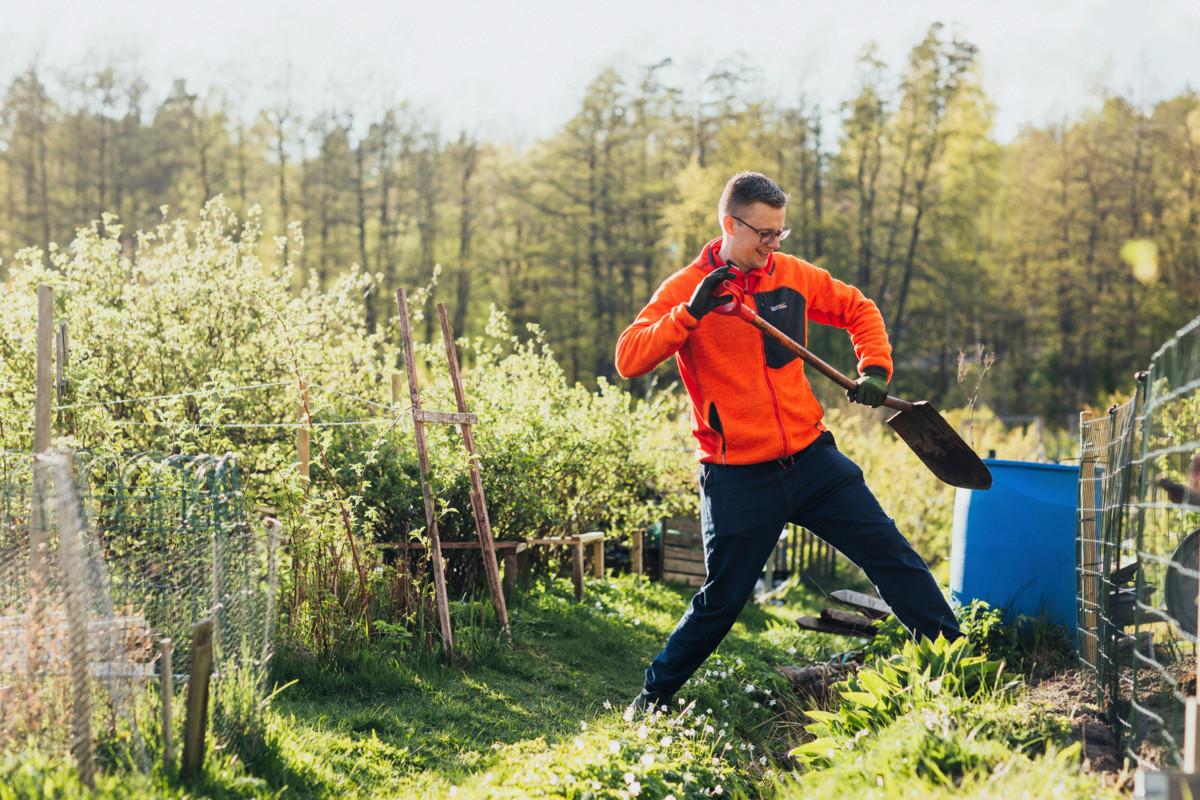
644,431,962,698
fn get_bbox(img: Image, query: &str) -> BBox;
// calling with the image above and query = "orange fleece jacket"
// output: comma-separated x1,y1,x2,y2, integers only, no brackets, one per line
615,239,893,464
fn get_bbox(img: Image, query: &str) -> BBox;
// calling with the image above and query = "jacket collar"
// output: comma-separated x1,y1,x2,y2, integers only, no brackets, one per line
700,238,775,287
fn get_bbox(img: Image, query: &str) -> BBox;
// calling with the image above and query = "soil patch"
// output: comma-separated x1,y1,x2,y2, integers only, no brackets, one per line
1028,668,1128,785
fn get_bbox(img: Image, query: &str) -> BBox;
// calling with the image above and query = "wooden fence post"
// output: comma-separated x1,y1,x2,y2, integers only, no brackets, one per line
26,285,54,681
591,537,604,579
45,451,96,789
181,619,214,781
161,638,174,772
631,530,644,575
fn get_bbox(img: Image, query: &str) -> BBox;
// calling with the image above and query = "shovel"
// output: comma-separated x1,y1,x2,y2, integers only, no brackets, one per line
716,278,992,490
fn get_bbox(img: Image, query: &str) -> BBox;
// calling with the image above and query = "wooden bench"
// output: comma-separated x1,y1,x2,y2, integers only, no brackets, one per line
373,539,529,599
529,532,606,601
376,532,608,603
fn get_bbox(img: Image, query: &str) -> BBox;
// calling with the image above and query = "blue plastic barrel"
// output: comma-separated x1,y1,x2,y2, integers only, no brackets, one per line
950,459,1080,632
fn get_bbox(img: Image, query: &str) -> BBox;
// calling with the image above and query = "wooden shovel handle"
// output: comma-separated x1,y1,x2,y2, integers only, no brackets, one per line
742,307,915,413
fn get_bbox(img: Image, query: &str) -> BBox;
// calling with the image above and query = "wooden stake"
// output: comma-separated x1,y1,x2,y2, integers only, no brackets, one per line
396,289,455,658
181,619,214,781
436,303,509,636
28,284,53,677
631,530,644,575
572,536,585,602
591,537,604,579
160,638,173,772
55,321,69,433
1188,523,1200,774
46,451,95,789
297,382,310,491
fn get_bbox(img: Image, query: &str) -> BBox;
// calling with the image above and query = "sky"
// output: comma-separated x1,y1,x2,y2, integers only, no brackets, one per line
2,0,1198,145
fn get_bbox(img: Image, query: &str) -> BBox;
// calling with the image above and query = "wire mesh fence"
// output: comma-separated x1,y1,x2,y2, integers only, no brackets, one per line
0,448,277,780
1077,315,1200,767
1077,390,1143,747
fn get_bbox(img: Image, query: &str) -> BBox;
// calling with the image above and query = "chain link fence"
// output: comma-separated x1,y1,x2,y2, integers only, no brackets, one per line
0,448,277,781
1077,315,1200,766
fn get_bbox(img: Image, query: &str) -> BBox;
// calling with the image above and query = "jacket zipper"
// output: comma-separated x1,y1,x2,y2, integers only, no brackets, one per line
751,293,790,458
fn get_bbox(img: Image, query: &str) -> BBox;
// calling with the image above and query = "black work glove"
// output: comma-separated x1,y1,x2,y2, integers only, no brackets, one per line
847,366,890,407
685,265,736,320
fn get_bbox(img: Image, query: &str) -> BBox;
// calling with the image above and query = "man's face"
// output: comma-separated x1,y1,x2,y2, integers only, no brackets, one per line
722,201,787,270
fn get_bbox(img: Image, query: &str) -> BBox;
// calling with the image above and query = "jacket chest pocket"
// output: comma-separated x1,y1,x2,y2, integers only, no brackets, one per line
753,286,807,369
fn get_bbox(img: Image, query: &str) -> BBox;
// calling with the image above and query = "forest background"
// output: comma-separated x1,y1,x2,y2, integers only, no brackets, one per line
2,22,1197,426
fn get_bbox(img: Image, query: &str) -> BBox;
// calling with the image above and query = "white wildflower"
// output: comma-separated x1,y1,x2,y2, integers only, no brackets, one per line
637,724,649,740
603,700,612,710
641,753,655,765
623,771,636,784
660,735,674,747
574,737,584,749
608,739,621,754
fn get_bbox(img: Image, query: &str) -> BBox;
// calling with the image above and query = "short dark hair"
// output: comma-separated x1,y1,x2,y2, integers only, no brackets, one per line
718,172,788,225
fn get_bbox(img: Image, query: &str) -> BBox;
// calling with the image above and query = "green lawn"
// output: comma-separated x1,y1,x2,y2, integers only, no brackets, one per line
0,574,1124,799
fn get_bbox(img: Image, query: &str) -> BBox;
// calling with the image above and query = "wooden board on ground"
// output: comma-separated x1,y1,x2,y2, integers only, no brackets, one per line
820,608,878,633
796,615,874,638
661,516,706,587
830,589,892,619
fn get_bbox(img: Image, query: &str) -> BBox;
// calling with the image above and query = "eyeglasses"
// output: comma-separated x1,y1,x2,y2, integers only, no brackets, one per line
730,214,791,244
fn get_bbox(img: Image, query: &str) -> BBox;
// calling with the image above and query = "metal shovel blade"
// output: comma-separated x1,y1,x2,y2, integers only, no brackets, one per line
885,402,993,490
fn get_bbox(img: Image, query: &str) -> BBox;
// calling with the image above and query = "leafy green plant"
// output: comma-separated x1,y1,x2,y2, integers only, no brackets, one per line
789,635,1006,766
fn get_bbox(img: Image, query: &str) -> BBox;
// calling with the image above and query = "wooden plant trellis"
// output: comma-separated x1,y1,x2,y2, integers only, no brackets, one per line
395,289,509,659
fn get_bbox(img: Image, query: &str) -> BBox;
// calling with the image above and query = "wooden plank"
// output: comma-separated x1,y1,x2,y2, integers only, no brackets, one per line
663,572,706,587
820,608,878,634
413,409,479,425
397,288,454,658
830,589,892,620
376,540,527,551
664,516,701,534
664,530,703,546
529,537,573,546
663,547,705,566
577,532,605,544
796,615,874,638
663,557,707,576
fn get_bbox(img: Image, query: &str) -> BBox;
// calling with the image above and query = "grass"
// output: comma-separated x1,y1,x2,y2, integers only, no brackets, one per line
0,573,1124,798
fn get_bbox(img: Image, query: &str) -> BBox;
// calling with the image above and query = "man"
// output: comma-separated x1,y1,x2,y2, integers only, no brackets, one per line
616,171,961,715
